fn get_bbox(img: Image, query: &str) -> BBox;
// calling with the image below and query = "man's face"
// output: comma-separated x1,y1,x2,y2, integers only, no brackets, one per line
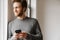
13,2,23,17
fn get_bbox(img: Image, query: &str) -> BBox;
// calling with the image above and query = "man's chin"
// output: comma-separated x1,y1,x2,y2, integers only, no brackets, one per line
15,15,19,17
15,15,22,17
14,13,23,17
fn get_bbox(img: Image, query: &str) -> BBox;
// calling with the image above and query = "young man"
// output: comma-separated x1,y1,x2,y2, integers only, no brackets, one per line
7,0,43,40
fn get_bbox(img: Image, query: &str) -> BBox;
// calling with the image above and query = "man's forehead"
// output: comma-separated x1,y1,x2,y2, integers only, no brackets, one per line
13,2,22,7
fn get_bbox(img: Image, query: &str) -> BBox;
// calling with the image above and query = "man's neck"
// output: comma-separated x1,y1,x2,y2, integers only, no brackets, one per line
17,13,26,20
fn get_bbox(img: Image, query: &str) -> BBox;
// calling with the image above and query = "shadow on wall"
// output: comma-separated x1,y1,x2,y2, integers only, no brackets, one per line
8,0,16,22
36,0,46,39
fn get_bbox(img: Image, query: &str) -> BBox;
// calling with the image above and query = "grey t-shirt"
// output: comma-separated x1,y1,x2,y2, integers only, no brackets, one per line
7,17,43,40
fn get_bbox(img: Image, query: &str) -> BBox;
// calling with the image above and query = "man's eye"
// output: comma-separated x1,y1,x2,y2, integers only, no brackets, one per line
16,7,18,8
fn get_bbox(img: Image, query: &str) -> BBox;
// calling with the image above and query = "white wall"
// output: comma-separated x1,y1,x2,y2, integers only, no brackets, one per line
36,0,60,40
0,0,3,40
0,0,8,40
31,0,36,18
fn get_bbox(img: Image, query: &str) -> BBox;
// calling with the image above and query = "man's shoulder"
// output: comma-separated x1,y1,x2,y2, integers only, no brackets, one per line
8,19,16,25
27,17,38,23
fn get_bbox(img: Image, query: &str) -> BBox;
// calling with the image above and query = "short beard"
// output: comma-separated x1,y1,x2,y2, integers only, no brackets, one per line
17,12,24,17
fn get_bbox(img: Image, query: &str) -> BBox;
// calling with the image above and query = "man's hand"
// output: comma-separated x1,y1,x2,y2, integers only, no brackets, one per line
12,32,27,40
12,33,19,40
18,32,27,39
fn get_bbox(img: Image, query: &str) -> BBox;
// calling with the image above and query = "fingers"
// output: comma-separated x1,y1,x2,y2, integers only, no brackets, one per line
12,32,27,39
13,33,19,39
19,32,27,38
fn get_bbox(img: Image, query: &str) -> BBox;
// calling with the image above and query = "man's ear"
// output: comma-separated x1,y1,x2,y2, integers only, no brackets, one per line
23,8,26,12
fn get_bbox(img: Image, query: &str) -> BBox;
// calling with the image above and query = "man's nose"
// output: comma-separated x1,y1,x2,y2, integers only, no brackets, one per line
14,9,17,12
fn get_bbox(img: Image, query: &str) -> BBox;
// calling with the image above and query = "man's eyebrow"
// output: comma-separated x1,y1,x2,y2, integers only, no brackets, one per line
14,6,18,8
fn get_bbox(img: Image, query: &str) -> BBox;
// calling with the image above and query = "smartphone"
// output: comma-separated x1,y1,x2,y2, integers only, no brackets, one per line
15,30,21,33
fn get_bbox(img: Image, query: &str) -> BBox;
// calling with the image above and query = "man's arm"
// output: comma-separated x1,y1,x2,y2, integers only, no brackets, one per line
7,22,14,40
26,19,43,40
7,22,18,40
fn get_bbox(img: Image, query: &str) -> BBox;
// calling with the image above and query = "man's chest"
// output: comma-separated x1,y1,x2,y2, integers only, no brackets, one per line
11,21,35,34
